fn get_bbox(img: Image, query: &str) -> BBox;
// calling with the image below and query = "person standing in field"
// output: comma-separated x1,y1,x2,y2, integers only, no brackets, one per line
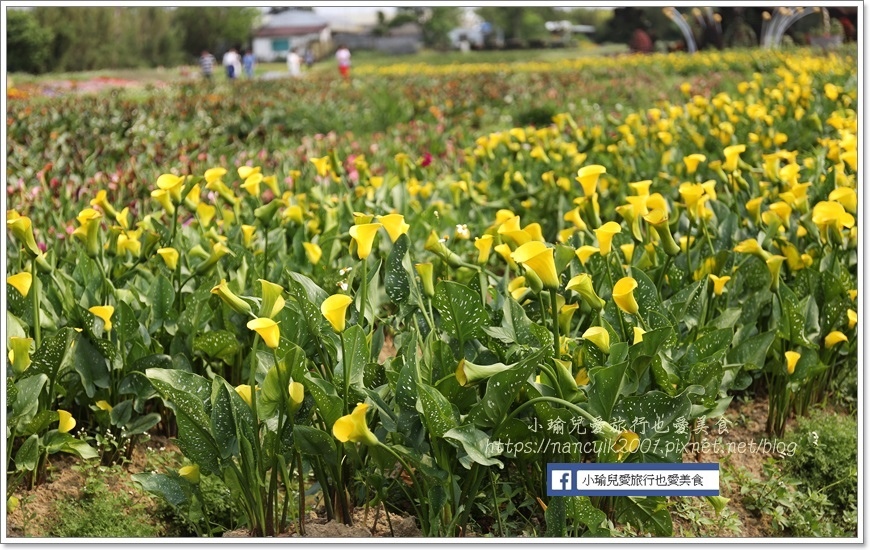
199,49,216,81
287,48,302,77
223,48,240,80
335,44,351,80
243,49,256,79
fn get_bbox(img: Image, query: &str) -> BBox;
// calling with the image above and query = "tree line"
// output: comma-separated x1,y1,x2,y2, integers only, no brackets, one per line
7,7,260,74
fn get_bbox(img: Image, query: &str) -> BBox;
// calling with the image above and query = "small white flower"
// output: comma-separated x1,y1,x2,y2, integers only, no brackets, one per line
338,281,349,292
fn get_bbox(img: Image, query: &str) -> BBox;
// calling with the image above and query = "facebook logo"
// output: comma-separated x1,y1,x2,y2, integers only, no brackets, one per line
550,470,573,492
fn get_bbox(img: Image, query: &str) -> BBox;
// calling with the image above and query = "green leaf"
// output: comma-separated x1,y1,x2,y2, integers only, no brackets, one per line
11,374,48,431
339,325,368,391
545,496,567,537
615,496,672,536
193,330,241,363
15,434,40,471
210,378,239,460
568,496,609,537
301,373,342,429
145,368,221,476
686,328,732,365
442,424,504,468
149,274,177,332
727,331,775,371
433,281,489,344
586,361,629,422
292,425,337,466
468,348,545,428
132,472,191,508
286,274,325,338
612,391,692,463
71,332,110,398
417,382,458,438
116,301,141,342
125,413,161,436
385,233,410,304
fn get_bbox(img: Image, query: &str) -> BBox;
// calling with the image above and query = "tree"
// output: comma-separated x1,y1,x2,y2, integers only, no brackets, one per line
6,8,54,74
391,7,461,49
474,7,561,47
172,7,262,59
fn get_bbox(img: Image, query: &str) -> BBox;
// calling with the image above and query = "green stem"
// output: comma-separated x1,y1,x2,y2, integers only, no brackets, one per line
359,258,369,336
340,331,350,416
489,469,505,537
656,255,672,294
31,263,41,350
263,226,269,278
549,288,560,359
378,443,428,535
297,452,306,535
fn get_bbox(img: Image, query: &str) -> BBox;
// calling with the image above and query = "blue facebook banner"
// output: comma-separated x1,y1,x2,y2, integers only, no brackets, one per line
546,463,720,497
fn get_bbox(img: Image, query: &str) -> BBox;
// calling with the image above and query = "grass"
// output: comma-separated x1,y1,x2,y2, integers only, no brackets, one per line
9,44,630,85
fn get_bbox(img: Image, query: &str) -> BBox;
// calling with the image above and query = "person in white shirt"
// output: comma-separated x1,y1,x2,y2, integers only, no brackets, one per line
222,48,241,80
287,48,302,77
335,45,351,80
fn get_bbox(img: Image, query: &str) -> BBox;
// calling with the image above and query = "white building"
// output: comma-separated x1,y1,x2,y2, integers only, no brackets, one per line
252,9,331,62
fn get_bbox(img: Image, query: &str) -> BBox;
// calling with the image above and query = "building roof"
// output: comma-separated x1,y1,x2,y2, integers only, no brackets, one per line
254,9,329,37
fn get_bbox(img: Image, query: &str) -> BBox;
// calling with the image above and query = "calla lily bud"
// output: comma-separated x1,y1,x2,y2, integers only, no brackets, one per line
643,209,680,257
632,326,646,344
415,263,435,298
474,235,494,265
7,215,43,259
424,230,463,268
456,358,515,387
258,279,285,319
157,248,179,271
179,465,200,484
708,274,731,296
211,279,253,316
566,273,605,310
765,255,786,290
195,242,231,275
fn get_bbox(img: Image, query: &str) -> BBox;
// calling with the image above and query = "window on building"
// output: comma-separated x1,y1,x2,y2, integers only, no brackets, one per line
271,39,289,51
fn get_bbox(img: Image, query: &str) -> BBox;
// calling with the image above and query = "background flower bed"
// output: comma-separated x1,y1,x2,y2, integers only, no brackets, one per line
5,45,858,538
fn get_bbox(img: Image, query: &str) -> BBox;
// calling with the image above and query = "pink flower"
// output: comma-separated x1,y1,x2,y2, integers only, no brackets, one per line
420,152,432,167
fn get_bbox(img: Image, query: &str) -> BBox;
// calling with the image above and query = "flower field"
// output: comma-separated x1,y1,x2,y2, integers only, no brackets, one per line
5,46,859,538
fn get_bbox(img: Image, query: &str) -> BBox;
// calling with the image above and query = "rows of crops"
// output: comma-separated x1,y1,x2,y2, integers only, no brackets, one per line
6,47,858,537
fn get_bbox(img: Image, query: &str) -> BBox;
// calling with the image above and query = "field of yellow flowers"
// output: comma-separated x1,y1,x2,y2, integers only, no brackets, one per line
5,46,858,538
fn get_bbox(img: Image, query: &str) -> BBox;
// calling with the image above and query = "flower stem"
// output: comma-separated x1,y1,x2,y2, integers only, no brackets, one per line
31,262,41,349
549,288,560,359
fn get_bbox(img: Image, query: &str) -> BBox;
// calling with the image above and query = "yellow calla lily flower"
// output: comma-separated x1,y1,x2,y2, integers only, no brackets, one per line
238,166,261,180
575,245,600,265
566,273,605,310
321,294,354,333
310,156,332,177
349,223,382,260
303,242,322,265
576,165,606,197
204,167,227,184
824,331,848,348
7,272,33,298
683,154,706,175
235,384,255,407
377,214,410,243
474,235,494,265
157,247,179,271
8,337,33,374
582,326,610,354
332,403,379,446
57,410,76,434
722,144,745,172
594,222,622,256
289,381,305,412
155,174,184,204
612,277,639,315
247,317,280,349
633,326,646,344
179,464,200,484
847,309,857,330
258,279,285,319
785,351,800,375
511,241,560,291
89,305,114,332
708,274,731,296
7,215,42,258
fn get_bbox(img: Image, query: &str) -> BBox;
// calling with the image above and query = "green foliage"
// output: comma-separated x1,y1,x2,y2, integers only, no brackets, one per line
783,409,857,510
6,9,54,74
173,7,261,59
49,471,161,537
153,473,240,536
30,7,184,72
